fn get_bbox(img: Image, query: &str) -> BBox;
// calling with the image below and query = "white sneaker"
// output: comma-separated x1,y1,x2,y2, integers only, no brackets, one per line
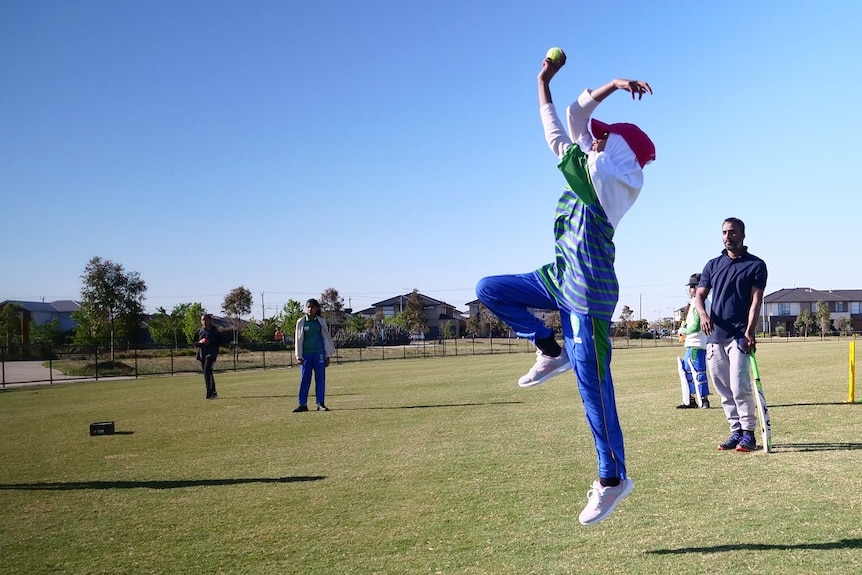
578,478,634,525
517,347,572,387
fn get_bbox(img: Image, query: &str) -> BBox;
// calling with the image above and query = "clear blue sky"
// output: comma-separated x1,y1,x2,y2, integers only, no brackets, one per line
3,1,861,321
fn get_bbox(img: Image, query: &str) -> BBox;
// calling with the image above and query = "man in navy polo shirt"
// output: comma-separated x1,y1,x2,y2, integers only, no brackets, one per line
695,217,767,452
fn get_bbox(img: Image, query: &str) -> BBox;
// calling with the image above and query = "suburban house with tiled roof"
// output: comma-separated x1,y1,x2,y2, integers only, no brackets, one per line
358,293,466,339
763,288,862,335
0,299,81,344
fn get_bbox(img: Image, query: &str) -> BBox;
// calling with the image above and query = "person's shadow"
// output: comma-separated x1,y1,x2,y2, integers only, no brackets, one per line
647,538,862,555
0,476,325,491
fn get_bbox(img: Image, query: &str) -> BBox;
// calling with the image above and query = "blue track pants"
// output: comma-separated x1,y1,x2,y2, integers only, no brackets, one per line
298,351,326,406
476,272,626,480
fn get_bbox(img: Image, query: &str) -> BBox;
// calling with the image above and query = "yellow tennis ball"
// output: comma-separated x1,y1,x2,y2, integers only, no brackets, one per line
546,47,564,63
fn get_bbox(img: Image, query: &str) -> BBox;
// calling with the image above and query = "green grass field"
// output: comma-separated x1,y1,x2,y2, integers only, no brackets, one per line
2,339,860,574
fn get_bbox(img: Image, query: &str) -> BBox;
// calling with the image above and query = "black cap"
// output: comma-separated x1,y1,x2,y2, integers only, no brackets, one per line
687,273,701,287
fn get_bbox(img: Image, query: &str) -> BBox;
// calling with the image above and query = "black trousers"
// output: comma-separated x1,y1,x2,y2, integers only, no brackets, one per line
199,354,217,397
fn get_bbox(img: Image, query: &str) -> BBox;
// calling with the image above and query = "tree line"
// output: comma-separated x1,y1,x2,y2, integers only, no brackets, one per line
1,257,510,350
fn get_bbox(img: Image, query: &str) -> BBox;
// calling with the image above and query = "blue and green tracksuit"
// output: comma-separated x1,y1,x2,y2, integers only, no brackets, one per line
477,142,627,481
298,316,327,406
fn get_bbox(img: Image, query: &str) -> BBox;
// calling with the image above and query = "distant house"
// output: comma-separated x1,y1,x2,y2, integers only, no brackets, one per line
466,298,553,335
358,293,466,338
0,300,81,344
763,288,862,335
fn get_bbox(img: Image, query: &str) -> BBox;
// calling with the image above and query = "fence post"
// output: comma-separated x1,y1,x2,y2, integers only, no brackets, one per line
1,345,5,387
94,346,99,380
134,347,139,378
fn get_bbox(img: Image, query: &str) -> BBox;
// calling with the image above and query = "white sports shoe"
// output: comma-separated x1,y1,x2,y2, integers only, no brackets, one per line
578,478,634,525
517,347,572,387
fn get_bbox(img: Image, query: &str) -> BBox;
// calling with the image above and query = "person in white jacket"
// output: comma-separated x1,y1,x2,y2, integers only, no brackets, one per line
676,274,711,409
293,299,337,412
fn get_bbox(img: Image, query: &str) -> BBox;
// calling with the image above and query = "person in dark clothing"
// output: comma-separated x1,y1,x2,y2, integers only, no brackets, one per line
194,313,223,399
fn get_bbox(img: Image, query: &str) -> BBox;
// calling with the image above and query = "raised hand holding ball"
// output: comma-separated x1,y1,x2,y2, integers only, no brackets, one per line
546,47,565,65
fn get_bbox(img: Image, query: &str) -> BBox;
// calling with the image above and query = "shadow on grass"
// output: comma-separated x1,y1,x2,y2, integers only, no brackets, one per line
772,442,862,452
232,393,364,400
342,400,525,411
0,476,325,491
771,402,858,408
647,537,862,554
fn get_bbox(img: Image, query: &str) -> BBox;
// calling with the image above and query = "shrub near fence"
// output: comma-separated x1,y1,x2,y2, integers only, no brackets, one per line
1,335,694,386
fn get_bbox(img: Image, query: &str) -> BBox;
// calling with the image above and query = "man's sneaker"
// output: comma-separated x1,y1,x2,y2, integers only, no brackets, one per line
700,398,710,409
718,431,742,451
316,404,330,411
735,432,758,452
292,405,309,413
518,347,572,387
578,478,634,525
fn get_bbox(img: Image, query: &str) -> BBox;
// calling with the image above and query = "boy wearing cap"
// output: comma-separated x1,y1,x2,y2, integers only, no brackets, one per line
476,51,654,525
676,273,711,409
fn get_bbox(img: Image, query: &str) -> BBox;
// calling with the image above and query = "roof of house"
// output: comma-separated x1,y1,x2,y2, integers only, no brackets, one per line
764,288,862,303
2,300,81,313
372,293,448,307
1,300,82,331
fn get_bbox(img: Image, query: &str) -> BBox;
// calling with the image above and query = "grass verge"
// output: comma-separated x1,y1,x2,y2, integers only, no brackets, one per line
1,339,861,574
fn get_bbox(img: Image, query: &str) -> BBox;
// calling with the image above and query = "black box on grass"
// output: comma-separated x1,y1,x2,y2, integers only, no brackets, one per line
90,421,115,436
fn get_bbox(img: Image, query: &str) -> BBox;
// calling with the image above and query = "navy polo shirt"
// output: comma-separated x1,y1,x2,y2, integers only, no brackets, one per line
699,249,767,343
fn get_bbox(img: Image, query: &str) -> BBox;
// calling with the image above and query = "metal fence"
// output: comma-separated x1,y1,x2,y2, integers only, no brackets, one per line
1,338,534,387
0,334,707,387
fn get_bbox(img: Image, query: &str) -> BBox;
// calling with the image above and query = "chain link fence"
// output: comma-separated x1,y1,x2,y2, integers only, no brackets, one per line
0,334,702,387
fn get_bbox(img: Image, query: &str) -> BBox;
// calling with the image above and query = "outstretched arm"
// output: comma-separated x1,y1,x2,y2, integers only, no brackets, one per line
537,53,566,106
537,52,571,158
589,78,653,102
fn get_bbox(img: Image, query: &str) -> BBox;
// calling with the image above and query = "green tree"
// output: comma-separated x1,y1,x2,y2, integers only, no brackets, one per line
387,312,409,329
345,313,370,334
261,316,281,343
0,303,22,345
223,286,253,344
149,304,190,348
834,317,854,336
618,305,635,336
373,309,385,327
403,289,428,336
479,305,507,337
29,318,66,346
814,301,833,337
466,308,483,337
439,320,454,340
282,300,304,334
794,309,815,337
182,303,206,346
319,288,346,332
77,256,147,359
241,318,264,343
